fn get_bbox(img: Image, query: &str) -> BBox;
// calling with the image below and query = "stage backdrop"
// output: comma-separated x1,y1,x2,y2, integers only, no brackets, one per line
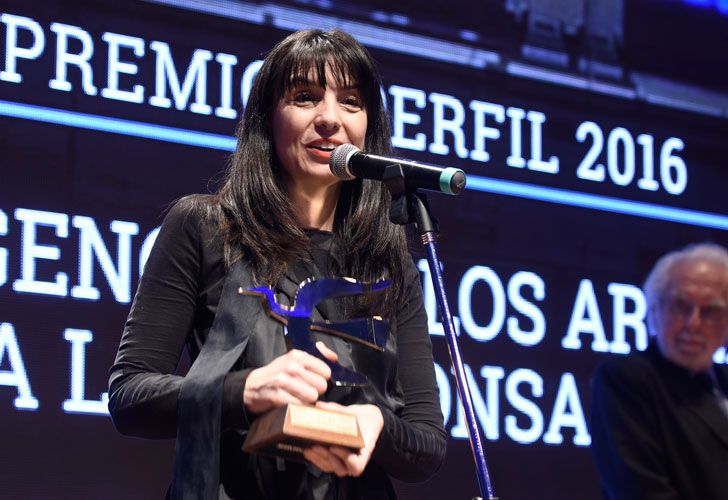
1,0,727,498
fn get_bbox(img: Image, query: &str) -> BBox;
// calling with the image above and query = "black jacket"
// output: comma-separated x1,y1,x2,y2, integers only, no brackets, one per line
109,196,446,499
590,341,728,500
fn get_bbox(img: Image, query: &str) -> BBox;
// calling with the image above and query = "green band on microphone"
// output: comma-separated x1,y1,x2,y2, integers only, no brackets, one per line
440,167,465,195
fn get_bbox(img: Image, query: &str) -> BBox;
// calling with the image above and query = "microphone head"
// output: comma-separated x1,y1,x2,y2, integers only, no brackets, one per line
329,144,360,181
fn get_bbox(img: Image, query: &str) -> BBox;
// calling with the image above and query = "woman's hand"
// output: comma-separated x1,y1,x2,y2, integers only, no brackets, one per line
243,342,337,415
302,402,384,478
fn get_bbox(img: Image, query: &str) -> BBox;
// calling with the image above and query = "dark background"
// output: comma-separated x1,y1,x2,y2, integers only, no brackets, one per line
1,0,727,499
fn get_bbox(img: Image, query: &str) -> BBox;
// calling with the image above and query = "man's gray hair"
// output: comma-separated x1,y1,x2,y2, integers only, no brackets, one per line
644,242,728,335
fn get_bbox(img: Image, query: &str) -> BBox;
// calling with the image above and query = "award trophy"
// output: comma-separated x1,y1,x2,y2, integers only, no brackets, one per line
239,276,390,461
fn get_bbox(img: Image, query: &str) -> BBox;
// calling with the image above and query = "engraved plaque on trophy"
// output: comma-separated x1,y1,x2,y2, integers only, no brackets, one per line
239,277,390,462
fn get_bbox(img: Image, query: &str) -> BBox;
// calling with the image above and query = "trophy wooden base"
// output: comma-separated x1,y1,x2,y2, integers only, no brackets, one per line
242,403,365,462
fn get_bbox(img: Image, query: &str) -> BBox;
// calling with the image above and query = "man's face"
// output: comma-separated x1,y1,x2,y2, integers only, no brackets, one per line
656,259,728,372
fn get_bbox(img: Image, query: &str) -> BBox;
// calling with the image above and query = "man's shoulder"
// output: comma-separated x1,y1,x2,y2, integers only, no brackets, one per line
593,347,660,388
715,363,728,384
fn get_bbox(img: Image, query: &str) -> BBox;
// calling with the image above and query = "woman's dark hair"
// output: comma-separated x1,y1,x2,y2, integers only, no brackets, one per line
210,29,409,316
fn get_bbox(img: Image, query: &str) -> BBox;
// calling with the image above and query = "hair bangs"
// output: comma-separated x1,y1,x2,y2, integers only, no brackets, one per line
274,31,379,110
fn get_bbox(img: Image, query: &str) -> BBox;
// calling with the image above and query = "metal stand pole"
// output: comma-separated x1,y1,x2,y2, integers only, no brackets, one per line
383,165,498,500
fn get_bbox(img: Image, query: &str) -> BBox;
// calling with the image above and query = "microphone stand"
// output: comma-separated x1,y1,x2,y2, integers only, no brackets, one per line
381,165,498,500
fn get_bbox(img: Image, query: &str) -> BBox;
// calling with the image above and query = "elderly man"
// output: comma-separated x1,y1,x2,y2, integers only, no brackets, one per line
590,243,728,500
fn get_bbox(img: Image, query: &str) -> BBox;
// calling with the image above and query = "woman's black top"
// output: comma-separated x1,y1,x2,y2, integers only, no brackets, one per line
108,196,447,499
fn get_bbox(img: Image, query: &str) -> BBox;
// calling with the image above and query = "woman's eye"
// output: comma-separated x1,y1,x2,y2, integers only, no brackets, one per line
342,95,363,108
292,91,314,103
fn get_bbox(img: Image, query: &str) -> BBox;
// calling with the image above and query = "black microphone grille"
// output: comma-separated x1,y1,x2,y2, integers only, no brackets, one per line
329,144,359,181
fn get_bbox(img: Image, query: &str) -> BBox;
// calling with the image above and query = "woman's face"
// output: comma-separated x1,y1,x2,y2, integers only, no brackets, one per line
272,66,368,192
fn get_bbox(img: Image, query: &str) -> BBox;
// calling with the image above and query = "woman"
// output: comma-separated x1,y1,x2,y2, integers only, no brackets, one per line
109,29,446,499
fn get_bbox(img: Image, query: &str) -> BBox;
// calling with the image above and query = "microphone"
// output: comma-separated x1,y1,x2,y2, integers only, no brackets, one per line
329,144,467,195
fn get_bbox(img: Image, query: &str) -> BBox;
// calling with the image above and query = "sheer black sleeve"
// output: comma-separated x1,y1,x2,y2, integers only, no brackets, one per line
372,260,447,481
108,197,249,439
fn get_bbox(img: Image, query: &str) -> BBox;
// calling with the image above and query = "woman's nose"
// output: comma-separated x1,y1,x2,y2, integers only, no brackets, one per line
314,95,341,131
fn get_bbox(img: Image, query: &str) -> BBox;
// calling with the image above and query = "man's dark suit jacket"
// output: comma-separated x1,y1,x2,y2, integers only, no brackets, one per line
590,341,728,500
